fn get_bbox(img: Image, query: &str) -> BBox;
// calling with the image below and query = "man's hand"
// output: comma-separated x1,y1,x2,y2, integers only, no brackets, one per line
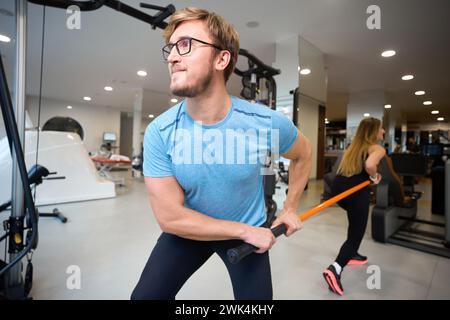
271,210,303,237
241,226,276,254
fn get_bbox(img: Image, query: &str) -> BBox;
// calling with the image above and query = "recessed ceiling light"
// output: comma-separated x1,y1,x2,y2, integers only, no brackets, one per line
148,114,154,118
67,105,72,109
431,110,439,114
384,104,392,109
246,21,259,28
104,86,113,91
83,96,91,101
437,117,444,121
402,74,414,81
137,70,147,77
415,90,425,95
423,101,432,105
0,34,11,43
381,50,396,57
299,68,311,75
171,98,178,103
364,113,370,117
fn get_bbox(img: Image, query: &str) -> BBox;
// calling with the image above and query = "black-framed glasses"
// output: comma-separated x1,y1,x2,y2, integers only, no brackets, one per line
162,37,225,61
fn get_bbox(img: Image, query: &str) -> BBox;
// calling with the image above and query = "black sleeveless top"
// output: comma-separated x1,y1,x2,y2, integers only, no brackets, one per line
332,154,370,195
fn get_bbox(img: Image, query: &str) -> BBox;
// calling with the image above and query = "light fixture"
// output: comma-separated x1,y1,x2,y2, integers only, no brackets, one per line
148,114,154,118
423,101,432,105
0,34,11,43
137,70,147,77
401,74,414,80
299,68,311,75
170,98,178,103
437,117,444,121
384,104,392,109
381,50,396,57
83,96,91,101
246,21,259,28
67,105,72,109
415,90,425,96
104,86,113,91
297,66,301,72
431,110,439,114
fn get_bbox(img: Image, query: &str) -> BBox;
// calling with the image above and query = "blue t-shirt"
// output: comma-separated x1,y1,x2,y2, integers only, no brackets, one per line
143,96,298,227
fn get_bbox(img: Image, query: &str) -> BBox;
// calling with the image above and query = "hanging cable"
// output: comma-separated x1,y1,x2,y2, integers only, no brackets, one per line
33,6,46,201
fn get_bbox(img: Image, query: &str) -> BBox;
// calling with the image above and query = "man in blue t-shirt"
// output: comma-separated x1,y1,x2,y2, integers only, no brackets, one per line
131,7,312,300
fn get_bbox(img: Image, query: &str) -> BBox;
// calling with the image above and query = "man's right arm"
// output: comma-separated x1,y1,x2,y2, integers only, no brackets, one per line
145,176,276,253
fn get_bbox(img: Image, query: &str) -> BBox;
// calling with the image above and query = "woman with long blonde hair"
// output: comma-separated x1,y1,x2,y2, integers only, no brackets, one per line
323,117,385,296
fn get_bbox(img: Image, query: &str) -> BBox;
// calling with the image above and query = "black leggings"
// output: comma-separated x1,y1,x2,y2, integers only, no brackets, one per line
131,232,272,300
332,174,370,268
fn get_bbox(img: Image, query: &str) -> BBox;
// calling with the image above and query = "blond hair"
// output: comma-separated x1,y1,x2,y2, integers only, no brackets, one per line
163,7,240,83
337,117,382,177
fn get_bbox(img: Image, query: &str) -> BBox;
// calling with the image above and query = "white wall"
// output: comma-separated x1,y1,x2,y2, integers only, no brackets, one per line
274,36,300,120
346,90,385,141
296,36,327,179
298,96,319,179
298,37,327,103
26,96,121,154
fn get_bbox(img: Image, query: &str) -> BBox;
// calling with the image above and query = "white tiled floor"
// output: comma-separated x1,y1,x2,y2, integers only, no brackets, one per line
4,172,449,300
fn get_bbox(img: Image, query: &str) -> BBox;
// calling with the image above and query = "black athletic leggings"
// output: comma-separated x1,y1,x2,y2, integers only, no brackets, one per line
131,232,272,300
331,172,370,268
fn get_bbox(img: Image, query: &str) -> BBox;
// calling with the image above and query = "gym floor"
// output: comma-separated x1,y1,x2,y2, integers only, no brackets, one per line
10,172,450,300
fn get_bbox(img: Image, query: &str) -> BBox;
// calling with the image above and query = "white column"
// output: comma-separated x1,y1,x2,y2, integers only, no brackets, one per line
273,36,299,119
296,36,327,179
346,90,385,143
132,88,143,159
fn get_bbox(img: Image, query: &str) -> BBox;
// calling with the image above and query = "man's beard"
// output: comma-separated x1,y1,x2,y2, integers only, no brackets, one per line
171,70,213,98
171,57,215,98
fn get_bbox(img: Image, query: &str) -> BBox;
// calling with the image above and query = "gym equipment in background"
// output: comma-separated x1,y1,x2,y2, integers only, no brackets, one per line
0,129,116,206
372,155,450,258
234,49,281,225
0,51,38,300
28,0,175,30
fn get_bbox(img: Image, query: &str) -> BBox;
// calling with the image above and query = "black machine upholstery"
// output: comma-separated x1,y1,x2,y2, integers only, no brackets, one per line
371,157,419,242
322,153,344,200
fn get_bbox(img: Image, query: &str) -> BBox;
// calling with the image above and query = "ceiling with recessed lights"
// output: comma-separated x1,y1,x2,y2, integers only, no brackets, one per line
0,0,449,124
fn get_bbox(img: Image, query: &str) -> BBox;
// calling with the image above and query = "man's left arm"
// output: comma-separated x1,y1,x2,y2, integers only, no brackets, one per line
272,130,312,236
